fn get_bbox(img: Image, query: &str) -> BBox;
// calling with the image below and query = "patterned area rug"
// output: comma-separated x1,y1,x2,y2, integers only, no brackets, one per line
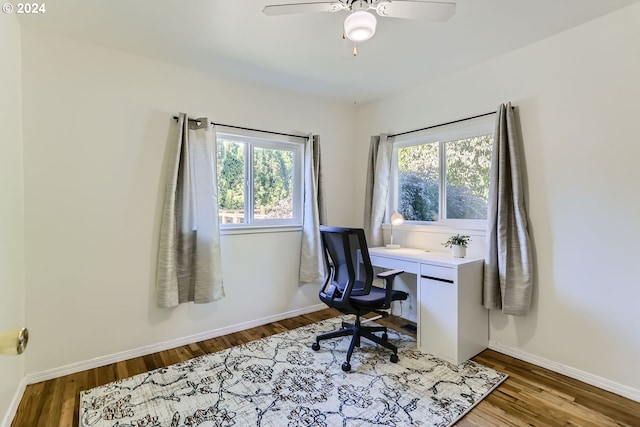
79,317,506,427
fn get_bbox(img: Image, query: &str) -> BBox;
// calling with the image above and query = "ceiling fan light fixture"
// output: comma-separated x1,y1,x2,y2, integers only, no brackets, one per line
344,10,377,42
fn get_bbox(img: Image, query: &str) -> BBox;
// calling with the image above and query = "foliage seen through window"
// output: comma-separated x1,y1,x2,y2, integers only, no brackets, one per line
216,133,302,226
396,134,493,223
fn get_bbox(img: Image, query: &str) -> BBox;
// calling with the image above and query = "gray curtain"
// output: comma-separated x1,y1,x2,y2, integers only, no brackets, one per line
363,134,394,247
312,135,327,225
299,135,326,284
484,103,533,315
156,113,225,308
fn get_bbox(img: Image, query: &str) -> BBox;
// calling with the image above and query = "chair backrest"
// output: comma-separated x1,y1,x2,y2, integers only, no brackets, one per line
319,226,375,312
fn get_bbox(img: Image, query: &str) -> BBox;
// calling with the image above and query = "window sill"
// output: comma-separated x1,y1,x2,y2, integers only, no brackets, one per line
382,222,487,235
220,224,303,236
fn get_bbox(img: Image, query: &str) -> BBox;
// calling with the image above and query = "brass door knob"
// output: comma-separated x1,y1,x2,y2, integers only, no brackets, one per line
0,327,29,355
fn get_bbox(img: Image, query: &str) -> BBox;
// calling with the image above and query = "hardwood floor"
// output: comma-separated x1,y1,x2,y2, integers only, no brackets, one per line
11,309,640,426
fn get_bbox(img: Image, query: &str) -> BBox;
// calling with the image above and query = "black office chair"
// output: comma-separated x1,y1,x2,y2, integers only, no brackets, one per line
312,226,408,371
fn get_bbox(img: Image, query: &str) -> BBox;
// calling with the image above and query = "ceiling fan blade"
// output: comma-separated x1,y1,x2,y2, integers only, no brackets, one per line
375,1,456,21
262,2,347,16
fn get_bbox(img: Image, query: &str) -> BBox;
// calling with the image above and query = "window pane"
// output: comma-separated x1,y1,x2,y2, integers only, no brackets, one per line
217,140,245,224
445,135,493,220
397,143,439,221
253,146,294,220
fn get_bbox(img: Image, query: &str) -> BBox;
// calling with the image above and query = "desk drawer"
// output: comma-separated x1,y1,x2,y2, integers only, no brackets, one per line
369,255,418,274
420,263,455,282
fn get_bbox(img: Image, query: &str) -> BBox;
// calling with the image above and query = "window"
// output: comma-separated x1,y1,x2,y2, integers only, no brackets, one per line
216,131,303,227
391,117,494,225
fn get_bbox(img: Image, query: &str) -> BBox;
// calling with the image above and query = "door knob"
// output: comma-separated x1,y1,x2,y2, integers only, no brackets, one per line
0,327,29,355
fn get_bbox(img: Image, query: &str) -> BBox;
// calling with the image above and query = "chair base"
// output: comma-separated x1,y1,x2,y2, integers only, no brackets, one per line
312,316,400,372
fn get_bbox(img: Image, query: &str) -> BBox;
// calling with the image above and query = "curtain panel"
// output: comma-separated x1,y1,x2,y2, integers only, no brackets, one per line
363,134,394,247
299,135,326,284
156,113,225,308
484,103,533,315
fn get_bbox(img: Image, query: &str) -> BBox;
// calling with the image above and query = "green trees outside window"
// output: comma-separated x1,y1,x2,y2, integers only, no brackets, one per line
217,140,245,215
398,143,439,221
217,135,299,225
253,146,294,219
397,134,493,222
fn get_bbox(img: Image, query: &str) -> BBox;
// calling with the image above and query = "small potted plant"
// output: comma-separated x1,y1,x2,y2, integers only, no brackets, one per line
443,234,471,258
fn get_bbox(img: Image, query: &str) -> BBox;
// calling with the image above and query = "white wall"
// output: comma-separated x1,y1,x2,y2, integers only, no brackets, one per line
0,13,26,425
356,3,640,397
12,0,640,405
20,27,357,375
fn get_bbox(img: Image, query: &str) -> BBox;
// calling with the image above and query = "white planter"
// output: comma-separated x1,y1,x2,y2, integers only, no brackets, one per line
451,245,466,258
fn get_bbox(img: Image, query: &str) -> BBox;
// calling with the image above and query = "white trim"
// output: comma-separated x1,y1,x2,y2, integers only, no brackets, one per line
25,304,326,385
220,225,302,236
1,377,27,427
381,222,487,235
393,115,495,146
489,341,640,403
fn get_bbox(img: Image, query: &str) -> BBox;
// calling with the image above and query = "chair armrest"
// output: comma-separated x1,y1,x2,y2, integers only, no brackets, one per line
319,263,337,299
376,269,404,280
376,269,404,308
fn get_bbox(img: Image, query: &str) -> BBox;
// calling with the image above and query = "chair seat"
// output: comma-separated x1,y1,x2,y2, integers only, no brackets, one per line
351,286,408,308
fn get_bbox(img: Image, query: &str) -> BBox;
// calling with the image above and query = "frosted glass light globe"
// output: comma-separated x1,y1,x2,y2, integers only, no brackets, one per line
344,10,377,42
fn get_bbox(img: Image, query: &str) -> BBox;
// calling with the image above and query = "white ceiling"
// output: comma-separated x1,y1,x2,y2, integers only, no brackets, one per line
18,0,640,104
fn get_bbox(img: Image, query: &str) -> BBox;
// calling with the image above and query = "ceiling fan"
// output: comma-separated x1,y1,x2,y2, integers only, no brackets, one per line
262,0,456,48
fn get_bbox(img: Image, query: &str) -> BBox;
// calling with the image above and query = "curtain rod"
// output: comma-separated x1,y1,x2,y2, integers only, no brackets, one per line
173,116,308,140
388,110,501,139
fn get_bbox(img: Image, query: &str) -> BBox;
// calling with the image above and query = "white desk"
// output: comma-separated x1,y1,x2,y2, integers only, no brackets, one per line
368,247,488,365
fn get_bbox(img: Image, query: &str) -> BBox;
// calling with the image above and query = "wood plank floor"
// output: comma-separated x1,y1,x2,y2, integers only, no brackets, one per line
11,309,640,426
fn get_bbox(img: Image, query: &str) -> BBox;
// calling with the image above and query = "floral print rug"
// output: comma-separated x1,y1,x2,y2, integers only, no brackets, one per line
79,317,506,427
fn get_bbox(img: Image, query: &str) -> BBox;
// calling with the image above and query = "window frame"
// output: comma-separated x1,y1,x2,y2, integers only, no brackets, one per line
389,116,495,229
217,130,304,231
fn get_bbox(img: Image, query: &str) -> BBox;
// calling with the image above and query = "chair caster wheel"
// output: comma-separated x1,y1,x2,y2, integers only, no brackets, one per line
390,354,399,363
341,362,351,372
311,342,320,351
381,333,388,341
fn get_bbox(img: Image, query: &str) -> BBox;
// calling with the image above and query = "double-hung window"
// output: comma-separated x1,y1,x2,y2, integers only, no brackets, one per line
216,131,303,228
390,116,494,227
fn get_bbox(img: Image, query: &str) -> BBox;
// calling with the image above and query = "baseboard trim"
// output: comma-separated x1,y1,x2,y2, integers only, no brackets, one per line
488,341,640,403
25,304,326,385
1,376,27,427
